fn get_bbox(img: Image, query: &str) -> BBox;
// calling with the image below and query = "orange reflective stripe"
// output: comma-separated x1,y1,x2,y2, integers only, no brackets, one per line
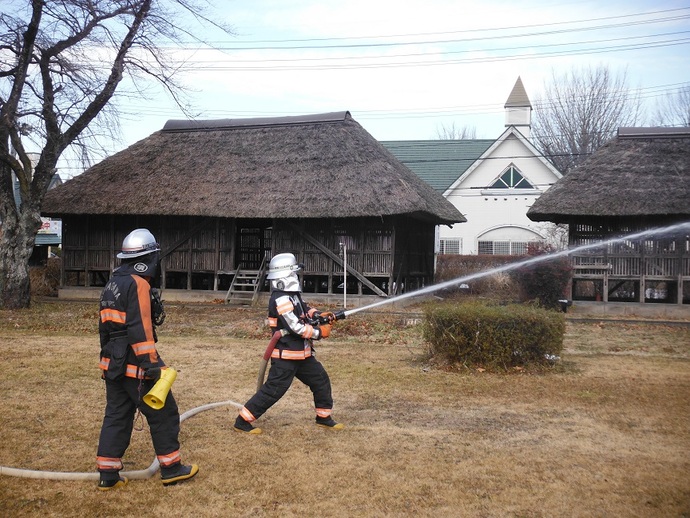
125,364,144,379
131,341,156,356
133,276,156,345
157,450,181,467
271,348,311,360
315,408,332,418
96,456,123,470
267,317,278,326
100,308,126,324
239,407,256,422
276,299,294,315
98,358,146,378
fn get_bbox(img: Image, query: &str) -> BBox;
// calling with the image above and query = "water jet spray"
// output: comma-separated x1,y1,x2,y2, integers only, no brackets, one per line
333,221,690,318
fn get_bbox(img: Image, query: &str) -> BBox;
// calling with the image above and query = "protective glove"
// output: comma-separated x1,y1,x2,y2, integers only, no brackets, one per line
318,311,336,323
146,367,162,380
318,323,332,339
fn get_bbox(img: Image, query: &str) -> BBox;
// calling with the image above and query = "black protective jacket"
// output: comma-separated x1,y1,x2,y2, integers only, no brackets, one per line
267,289,324,360
98,262,165,380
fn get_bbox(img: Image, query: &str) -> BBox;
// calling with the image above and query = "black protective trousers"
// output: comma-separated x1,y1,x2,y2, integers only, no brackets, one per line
244,355,333,420
97,377,180,471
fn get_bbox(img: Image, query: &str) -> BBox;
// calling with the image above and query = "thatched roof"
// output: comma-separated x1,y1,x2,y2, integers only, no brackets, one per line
43,111,465,225
527,127,690,223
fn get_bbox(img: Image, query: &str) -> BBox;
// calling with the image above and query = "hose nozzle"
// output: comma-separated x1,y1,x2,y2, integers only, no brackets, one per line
314,309,348,325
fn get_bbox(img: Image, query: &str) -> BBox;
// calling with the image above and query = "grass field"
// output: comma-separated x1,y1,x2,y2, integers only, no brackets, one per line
1,301,689,517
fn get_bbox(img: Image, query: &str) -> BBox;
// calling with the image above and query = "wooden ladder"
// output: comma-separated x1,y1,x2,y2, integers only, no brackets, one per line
224,257,268,306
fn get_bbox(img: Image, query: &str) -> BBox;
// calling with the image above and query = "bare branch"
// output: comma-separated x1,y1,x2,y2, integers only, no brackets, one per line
61,0,153,147
653,85,690,127
532,65,642,174
435,122,477,140
0,0,236,308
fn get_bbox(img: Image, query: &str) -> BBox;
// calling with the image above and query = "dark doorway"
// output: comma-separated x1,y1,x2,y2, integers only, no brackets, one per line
236,220,272,269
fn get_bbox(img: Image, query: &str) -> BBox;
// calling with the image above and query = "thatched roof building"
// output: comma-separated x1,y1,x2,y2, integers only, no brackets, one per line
527,127,690,307
43,111,465,300
528,127,690,223
44,111,461,224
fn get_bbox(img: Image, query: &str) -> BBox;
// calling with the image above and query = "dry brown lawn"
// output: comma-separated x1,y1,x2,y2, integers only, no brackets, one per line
1,301,689,517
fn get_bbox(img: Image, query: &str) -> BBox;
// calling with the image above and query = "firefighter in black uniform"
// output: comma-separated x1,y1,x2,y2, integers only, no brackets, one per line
96,229,198,490
234,253,343,434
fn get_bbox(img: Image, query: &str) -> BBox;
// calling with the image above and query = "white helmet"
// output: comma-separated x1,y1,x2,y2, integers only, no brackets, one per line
117,229,160,259
268,253,302,292
267,253,302,279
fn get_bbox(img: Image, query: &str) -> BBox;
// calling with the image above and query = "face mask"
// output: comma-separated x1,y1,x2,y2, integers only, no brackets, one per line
272,272,301,292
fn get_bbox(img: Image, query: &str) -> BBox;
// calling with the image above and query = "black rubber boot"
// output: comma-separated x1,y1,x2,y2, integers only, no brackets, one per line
234,416,262,434
98,473,128,491
160,463,199,486
315,416,345,430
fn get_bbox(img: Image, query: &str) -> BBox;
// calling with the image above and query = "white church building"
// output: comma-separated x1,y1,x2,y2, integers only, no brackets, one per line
383,77,563,255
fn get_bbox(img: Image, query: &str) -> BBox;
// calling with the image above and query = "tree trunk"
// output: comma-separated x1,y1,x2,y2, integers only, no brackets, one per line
0,213,39,309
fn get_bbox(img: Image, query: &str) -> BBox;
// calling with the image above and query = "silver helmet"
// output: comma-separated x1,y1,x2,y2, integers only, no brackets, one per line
268,253,302,292
267,253,302,279
117,229,160,259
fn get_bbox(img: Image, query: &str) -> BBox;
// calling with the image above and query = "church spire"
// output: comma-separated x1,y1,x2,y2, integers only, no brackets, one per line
505,76,532,138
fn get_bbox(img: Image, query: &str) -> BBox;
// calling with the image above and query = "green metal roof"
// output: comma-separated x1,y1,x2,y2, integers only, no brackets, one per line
382,140,494,192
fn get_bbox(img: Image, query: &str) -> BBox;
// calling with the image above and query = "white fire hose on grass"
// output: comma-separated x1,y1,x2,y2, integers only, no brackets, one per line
0,399,243,481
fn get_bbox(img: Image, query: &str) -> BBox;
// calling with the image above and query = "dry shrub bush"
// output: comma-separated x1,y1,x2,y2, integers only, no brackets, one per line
29,257,61,297
510,243,573,309
423,301,565,370
435,254,522,299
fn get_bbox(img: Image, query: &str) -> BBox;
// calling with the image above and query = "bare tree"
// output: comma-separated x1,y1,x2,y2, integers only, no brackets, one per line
0,0,231,309
532,65,642,174
435,122,477,140
653,85,690,127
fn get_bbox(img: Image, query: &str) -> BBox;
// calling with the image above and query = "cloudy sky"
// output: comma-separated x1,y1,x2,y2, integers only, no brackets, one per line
63,0,690,177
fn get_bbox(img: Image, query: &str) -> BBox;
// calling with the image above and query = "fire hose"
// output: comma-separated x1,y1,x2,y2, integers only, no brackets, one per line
1,311,350,481
0,398,244,480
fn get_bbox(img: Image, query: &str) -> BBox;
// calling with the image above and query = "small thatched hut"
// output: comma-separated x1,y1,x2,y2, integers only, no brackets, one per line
528,127,690,306
42,111,464,300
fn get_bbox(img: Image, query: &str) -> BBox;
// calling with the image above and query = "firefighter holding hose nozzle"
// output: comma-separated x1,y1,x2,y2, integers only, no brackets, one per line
234,253,344,434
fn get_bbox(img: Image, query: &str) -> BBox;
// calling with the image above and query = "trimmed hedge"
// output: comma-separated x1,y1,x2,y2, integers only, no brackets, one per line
423,301,565,370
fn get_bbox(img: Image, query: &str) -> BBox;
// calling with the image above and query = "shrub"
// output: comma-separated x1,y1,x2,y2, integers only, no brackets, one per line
29,257,61,297
434,254,522,299
510,243,572,310
423,301,565,370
